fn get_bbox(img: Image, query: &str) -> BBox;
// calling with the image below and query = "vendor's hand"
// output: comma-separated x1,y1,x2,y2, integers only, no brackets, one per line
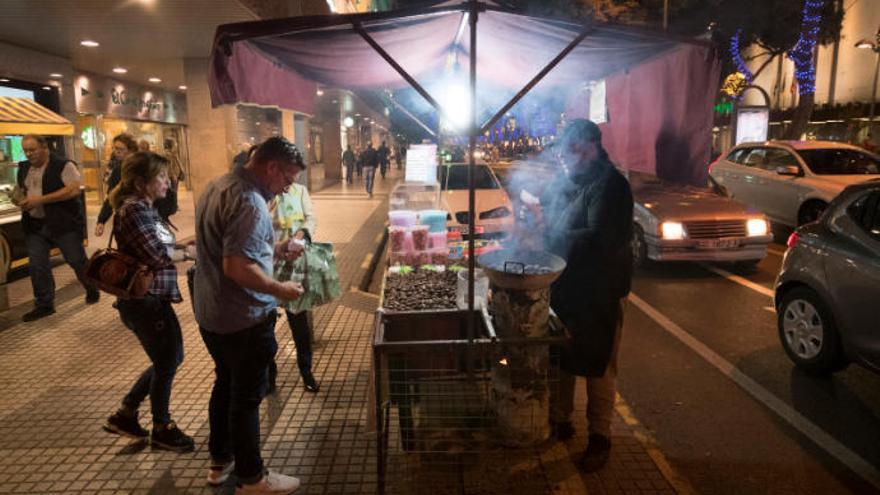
18,196,42,211
94,223,105,237
276,281,304,300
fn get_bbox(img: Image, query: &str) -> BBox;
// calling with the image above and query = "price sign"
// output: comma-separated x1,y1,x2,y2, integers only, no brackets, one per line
404,144,438,183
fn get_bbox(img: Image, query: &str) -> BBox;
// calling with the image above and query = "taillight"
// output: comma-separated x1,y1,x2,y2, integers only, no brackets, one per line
786,231,800,249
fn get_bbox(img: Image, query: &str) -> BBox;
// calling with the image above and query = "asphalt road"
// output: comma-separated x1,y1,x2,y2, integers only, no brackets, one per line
619,245,880,494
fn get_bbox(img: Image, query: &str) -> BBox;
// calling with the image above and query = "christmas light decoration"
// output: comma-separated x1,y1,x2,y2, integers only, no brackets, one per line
787,0,824,95
729,29,753,88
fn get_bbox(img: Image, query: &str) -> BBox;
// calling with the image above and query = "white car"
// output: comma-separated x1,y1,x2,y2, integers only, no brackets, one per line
709,140,880,227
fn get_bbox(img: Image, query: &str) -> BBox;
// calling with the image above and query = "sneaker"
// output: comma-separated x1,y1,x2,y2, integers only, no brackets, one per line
580,433,611,473
85,288,100,304
103,411,148,439
207,460,235,486
302,373,319,393
151,422,195,453
22,306,55,322
236,470,301,494
550,420,575,440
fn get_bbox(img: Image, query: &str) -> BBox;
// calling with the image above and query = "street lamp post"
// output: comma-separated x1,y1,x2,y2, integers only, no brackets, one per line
855,28,880,123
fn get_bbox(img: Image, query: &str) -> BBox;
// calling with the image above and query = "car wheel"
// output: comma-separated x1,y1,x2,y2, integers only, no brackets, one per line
0,234,10,284
631,223,651,269
777,286,846,375
797,201,827,226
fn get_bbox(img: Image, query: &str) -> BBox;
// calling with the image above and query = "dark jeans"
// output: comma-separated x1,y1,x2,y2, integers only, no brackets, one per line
364,166,376,195
268,310,312,384
345,163,354,183
117,296,184,425
380,160,388,178
200,314,278,483
25,224,90,309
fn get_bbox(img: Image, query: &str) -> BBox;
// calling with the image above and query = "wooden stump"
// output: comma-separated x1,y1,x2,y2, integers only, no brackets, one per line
490,286,551,447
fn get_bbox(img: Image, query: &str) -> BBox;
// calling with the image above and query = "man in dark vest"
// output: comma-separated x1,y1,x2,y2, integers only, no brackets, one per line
537,119,633,473
17,134,99,322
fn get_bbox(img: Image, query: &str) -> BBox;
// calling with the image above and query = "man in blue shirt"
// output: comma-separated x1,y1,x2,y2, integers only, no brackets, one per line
194,137,306,494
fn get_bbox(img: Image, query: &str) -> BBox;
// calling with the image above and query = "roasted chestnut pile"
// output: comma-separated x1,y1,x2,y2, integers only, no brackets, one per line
383,270,457,311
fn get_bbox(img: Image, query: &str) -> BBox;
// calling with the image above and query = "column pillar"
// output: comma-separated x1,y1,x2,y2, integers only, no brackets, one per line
183,57,236,203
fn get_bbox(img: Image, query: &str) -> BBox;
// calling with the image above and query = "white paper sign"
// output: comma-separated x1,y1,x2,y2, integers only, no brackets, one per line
589,80,607,124
405,144,438,183
735,108,769,145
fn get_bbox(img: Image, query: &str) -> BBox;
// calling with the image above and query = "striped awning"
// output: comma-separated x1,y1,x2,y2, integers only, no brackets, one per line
0,96,74,136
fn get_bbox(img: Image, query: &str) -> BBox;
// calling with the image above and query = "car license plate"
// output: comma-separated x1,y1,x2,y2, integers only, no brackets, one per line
697,238,739,249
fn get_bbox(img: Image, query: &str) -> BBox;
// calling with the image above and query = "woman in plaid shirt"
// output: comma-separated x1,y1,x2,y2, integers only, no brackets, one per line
101,152,195,453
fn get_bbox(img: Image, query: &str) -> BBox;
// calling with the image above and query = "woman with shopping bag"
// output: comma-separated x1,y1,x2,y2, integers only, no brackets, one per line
267,181,323,393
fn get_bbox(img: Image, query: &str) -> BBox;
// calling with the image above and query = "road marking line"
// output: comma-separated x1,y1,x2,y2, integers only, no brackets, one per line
699,263,774,298
360,253,373,269
768,246,786,257
616,394,697,495
630,293,880,490
763,306,776,313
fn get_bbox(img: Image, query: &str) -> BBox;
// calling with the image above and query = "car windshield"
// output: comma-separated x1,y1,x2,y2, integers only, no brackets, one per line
798,149,880,175
439,165,500,190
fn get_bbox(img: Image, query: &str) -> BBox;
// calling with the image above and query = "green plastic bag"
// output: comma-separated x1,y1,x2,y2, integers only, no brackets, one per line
275,242,341,312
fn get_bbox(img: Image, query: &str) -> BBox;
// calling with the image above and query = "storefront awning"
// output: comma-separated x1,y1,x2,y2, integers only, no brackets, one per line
0,96,74,136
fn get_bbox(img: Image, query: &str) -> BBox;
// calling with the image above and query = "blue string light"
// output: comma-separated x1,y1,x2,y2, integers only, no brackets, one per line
788,0,824,95
730,29,754,85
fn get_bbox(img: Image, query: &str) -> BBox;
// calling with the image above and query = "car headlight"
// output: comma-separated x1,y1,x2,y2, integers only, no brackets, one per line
479,206,511,219
747,218,768,237
661,221,684,240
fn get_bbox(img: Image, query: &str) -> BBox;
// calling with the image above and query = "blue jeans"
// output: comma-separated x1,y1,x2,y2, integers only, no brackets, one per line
268,310,312,382
364,166,376,195
200,314,278,483
25,224,90,309
117,296,184,425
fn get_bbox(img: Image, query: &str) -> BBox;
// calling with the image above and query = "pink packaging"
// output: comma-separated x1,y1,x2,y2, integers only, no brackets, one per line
429,231,447,250
411,225,429,251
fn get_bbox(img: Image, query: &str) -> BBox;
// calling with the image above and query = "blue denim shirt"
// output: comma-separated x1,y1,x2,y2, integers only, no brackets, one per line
194,168,277,334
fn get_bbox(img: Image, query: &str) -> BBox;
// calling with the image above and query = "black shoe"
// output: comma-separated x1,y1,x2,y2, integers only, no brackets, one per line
22,306,55,322
151,422,195,453
85,288,100,305
302,373,320,393
103,411,148,439
550,420,575,440
580,434,611,473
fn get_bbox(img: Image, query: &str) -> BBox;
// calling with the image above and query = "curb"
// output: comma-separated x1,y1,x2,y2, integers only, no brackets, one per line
359,225,388,292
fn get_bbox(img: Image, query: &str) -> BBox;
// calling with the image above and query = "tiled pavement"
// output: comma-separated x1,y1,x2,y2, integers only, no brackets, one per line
0,167,681,494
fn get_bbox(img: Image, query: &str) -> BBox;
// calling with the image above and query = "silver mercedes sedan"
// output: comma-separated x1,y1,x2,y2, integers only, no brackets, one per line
775,179,880,375
630,171,772,267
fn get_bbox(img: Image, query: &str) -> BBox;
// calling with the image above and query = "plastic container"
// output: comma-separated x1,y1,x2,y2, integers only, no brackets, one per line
389,226,407,252
410,225,429,251
430,248,448,265
456,268,489,310
389,210,417,228
412,250,430,267
419,209,448,233
429,231,447,250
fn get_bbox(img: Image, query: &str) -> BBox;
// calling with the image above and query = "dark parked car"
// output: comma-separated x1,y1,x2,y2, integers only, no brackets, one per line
774,179,880,375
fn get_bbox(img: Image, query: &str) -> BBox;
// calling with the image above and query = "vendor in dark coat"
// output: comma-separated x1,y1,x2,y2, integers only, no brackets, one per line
536,119,633,473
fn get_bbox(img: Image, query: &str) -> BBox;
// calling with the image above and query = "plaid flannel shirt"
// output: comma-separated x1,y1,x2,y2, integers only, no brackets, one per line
114,197,182,302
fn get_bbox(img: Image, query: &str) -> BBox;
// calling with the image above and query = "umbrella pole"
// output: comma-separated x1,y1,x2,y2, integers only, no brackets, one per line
467,0,478,344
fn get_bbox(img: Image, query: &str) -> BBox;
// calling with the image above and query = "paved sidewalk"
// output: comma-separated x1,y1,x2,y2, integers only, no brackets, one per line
0,167,680,494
